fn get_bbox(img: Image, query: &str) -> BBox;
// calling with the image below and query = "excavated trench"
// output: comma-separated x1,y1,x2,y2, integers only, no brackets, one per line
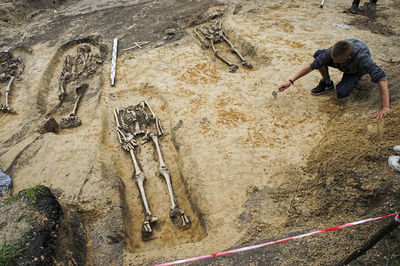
35,37,107,116
104,86,207,253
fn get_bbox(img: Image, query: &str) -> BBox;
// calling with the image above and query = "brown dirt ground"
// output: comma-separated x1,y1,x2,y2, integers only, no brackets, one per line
0,0,399,265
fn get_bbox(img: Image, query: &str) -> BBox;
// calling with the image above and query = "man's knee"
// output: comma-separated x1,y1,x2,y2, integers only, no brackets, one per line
336,74,361,98
336,85,354,98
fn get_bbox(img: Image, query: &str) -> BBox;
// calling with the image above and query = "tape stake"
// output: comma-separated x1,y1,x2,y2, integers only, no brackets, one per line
154,212,399,266
110,37,118,86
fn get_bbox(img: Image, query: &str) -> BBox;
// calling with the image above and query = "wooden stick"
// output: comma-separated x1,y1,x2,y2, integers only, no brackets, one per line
338,219,399,265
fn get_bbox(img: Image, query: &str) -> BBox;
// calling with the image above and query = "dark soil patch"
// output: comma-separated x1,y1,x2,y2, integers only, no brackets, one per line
0,186,62,265
348,16,397,36
18,186,62,265
52,206,87,265
0,0,225,51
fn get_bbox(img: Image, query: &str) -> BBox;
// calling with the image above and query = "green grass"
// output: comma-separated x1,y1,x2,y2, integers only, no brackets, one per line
22,185,44,204
15,215,25,223
0,226,32,266
1,185,45,207
384,227,400,266
0,194,20,207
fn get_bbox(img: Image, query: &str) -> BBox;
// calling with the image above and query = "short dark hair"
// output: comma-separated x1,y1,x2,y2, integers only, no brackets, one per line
331,40,352,60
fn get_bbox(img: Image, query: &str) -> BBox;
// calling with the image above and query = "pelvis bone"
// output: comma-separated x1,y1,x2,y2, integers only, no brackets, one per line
114,101,191,238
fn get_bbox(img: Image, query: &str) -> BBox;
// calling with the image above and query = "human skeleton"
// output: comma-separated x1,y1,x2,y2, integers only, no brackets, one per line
51,44,102,128
0,51,24,114
195,19,253,72
114,100,190,237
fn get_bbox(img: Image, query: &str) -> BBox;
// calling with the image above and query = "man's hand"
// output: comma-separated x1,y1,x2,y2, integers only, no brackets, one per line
278,81,291,91
375,106,390,118
376,80,390,118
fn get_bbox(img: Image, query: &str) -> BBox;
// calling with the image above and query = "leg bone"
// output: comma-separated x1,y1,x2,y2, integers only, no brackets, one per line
1,76,16,114
4,76,15,106
70,84,88,116
149,133,190,227
130,149,158,236
58,75,67,101
210,39,238,73
222,34,253,69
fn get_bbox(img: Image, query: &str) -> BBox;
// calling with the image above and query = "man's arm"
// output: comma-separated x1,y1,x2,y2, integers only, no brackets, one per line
279,65,313,91
358,56,389,118
376,79,390,118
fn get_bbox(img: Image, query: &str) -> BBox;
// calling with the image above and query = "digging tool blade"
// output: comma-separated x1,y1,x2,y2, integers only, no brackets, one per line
272,90,278,100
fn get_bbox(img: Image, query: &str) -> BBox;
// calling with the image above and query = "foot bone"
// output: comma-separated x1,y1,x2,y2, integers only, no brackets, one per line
142,213,158,237
170,206,191,228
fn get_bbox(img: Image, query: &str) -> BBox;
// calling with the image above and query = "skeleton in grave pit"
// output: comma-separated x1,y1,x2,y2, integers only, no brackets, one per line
194,19,253,72
53,44,103,128
0,51,24,114
114,100,190,237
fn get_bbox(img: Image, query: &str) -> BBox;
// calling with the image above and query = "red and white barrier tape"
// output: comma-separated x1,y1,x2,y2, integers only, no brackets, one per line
154,212,400,266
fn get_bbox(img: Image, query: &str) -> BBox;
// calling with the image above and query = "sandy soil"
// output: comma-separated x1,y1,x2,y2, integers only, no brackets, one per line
0,0,399,265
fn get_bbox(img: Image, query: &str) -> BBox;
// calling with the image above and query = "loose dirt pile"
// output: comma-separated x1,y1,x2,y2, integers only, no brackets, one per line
0,0,399,265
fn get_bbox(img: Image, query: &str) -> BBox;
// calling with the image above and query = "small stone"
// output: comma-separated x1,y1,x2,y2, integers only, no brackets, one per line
164,28,176,35
38,117,59,134
233,4,242,15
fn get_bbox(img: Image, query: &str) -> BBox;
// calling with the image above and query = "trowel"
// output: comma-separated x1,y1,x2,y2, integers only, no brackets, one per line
272,89,283,100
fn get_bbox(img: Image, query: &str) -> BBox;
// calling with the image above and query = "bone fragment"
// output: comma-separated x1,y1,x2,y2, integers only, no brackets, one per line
70,84,87,116
122,41,149,52
194,28,209,49
58,75,67,101
59,115,81,129
16,57,24,78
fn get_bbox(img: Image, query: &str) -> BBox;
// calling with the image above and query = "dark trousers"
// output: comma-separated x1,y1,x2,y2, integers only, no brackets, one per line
352,0,377,9
313,49,362,98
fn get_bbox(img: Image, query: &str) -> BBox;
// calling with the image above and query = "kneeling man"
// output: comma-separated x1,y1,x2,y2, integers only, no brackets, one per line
279,39,390,118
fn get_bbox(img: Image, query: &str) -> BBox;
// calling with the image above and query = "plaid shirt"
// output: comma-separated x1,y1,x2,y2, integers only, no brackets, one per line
310,39,386,83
